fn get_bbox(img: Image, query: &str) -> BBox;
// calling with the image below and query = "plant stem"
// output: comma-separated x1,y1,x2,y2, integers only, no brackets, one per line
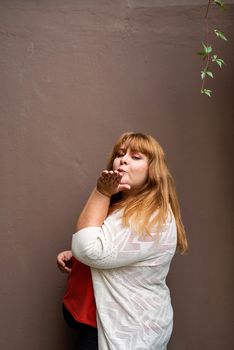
201,0,212,91
205,0,212,19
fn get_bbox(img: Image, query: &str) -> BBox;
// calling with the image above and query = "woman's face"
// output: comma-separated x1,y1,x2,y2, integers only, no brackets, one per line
112,145,149,195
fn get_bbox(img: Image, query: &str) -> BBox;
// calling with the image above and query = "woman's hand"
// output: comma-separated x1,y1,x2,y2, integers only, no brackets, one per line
76,171,131,230
96,170,131,197
57,250,73,273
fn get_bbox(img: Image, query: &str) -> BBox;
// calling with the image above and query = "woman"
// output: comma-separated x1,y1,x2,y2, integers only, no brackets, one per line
71,132,188,350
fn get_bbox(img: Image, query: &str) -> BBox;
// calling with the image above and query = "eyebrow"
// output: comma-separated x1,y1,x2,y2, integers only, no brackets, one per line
118,147,143,155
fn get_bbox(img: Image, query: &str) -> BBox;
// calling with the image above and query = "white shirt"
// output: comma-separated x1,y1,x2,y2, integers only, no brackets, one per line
72,209,177,350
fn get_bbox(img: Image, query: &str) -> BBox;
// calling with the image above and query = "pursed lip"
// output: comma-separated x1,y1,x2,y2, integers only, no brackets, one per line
117,168,127,173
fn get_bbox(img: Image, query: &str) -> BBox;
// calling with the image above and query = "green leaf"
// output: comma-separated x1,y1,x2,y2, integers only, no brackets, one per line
197,50,206,56
216,58,225,68
197,43,213,56
202,43,213,54
201,89,212,97
206,46,213,53
197,43,207,56
214,29,227,41
206,71,214,78
201,69,214,79
201,70,206,80
213,0,225,8
211,55,225,68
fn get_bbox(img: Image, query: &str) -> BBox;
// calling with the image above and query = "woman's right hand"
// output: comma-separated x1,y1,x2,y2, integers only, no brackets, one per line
97,170,131,197
57,250,73,273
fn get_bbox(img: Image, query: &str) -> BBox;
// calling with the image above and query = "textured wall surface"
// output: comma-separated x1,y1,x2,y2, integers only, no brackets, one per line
0,1,233,349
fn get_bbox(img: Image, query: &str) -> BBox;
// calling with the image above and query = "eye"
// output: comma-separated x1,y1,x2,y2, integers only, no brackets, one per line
116,152,124,158
132,154,141,160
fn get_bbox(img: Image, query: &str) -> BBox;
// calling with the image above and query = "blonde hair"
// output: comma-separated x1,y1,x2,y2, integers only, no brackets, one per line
107,132,188,254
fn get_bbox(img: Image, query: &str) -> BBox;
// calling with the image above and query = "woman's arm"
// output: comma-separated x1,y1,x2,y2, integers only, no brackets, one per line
76,170,130,231
72,213,177,270
76,188,110,230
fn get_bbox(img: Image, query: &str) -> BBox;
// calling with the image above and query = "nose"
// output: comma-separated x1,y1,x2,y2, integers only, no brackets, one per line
120,154,129,165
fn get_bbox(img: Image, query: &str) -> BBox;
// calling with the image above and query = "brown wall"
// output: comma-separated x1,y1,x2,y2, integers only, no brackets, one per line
0,1,233,349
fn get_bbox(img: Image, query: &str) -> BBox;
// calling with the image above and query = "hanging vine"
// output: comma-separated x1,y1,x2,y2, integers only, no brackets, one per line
198,0,227,97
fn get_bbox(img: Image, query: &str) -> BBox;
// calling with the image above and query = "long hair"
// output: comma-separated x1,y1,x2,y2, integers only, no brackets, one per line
106,132,188,254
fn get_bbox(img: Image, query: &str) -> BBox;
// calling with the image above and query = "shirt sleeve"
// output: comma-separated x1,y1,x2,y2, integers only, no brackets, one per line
71,213,177,269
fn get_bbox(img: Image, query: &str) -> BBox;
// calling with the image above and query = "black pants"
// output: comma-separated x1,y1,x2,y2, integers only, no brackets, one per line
62,304,98,350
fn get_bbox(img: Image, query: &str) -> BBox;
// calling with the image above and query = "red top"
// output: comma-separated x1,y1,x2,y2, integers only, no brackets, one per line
63,257,97,327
